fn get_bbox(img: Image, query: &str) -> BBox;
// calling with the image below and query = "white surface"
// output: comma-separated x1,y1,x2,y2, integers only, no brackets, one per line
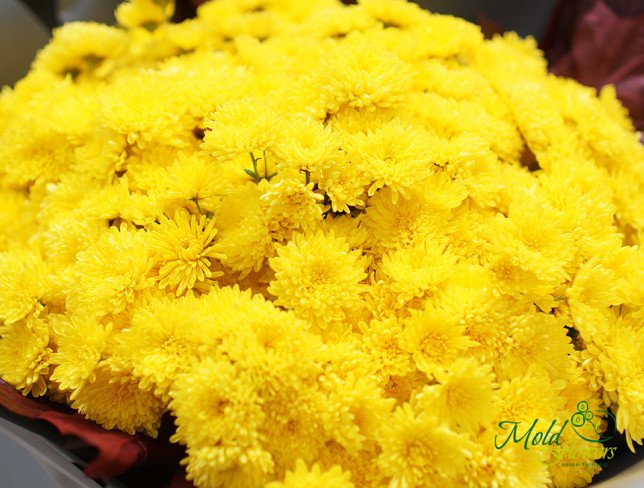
593,459,644,487
0,416,100,488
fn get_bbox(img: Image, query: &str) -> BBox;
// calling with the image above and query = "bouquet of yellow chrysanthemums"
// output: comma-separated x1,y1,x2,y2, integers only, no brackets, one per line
0,0,642,486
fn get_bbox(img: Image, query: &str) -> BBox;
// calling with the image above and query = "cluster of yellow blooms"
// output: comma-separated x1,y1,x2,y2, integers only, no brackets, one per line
0,0,642,486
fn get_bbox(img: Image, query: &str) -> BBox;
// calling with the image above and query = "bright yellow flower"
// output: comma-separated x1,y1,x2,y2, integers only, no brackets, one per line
69,224,155,317
214,183,273,275
0,316,51,397
313,35,412,116
361,187,454,255
322,373,395,453
401,306,475,377
0,254,53,324
380,238,458,306
0,81,78,185
360,0,431,29
378,404,469,487
153,152,229,215
148,210,223,296
116,0,174,31
358,317,412,378
201,97,280,161
50,312,112,395
464,431,550,488
116,295,210,401
71,357,164,436
318,161,368,213
272,116,343,178
170,358,264,450
415,358,499,434
32,22,127,80
183,442,274,488
347,119,435,201
1,0,643,485
260,178,325,233
296,3,374,39
493,311,575,382
268,231,368,329
583,319,644,452
266,459,354,488
494,372,565,429
0,188,38,251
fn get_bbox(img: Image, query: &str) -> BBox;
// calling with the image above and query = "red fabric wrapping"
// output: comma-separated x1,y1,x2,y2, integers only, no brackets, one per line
0,380,183,480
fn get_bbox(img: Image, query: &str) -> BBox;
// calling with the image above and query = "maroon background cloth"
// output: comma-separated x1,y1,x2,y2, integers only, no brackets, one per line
541,0,644,133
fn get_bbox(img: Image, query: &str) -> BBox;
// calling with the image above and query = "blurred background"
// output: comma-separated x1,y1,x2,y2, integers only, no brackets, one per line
1,0,560,86
1,1,641,139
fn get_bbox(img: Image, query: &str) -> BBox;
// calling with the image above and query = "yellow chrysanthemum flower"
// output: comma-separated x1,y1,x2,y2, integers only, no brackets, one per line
32,22,127,81
0,254,53,324
495,372,565,429
266,459,354,488
69,224,155,317
0,316,51,397
202,97,280,161
71,357,164,436
547,432,603,488
214,183,273,275
116,0,174,31
148,210,223,296
183,442,274,488
380,238,459,306
318,160,368,213
295,3,374,40
153,152,229,215
0,188,38,251
260,387,328,474
361,0,431,29
40,214,107,269
464,431,550,488
378,404,469,487
358,317,412,378
260,178,325,234
401,306,475,377
0,85,78,185
272,116,343,179
116,295,212,401
322,373,395,453
415,358,499,434
219,294,325,386
170,358,264,450
493,311,575,382
583,320,644,452
268,231,368,329
2,0,643,485
50,313,112,395
347,119,436,201
313,35,412,116
361,187,454,255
